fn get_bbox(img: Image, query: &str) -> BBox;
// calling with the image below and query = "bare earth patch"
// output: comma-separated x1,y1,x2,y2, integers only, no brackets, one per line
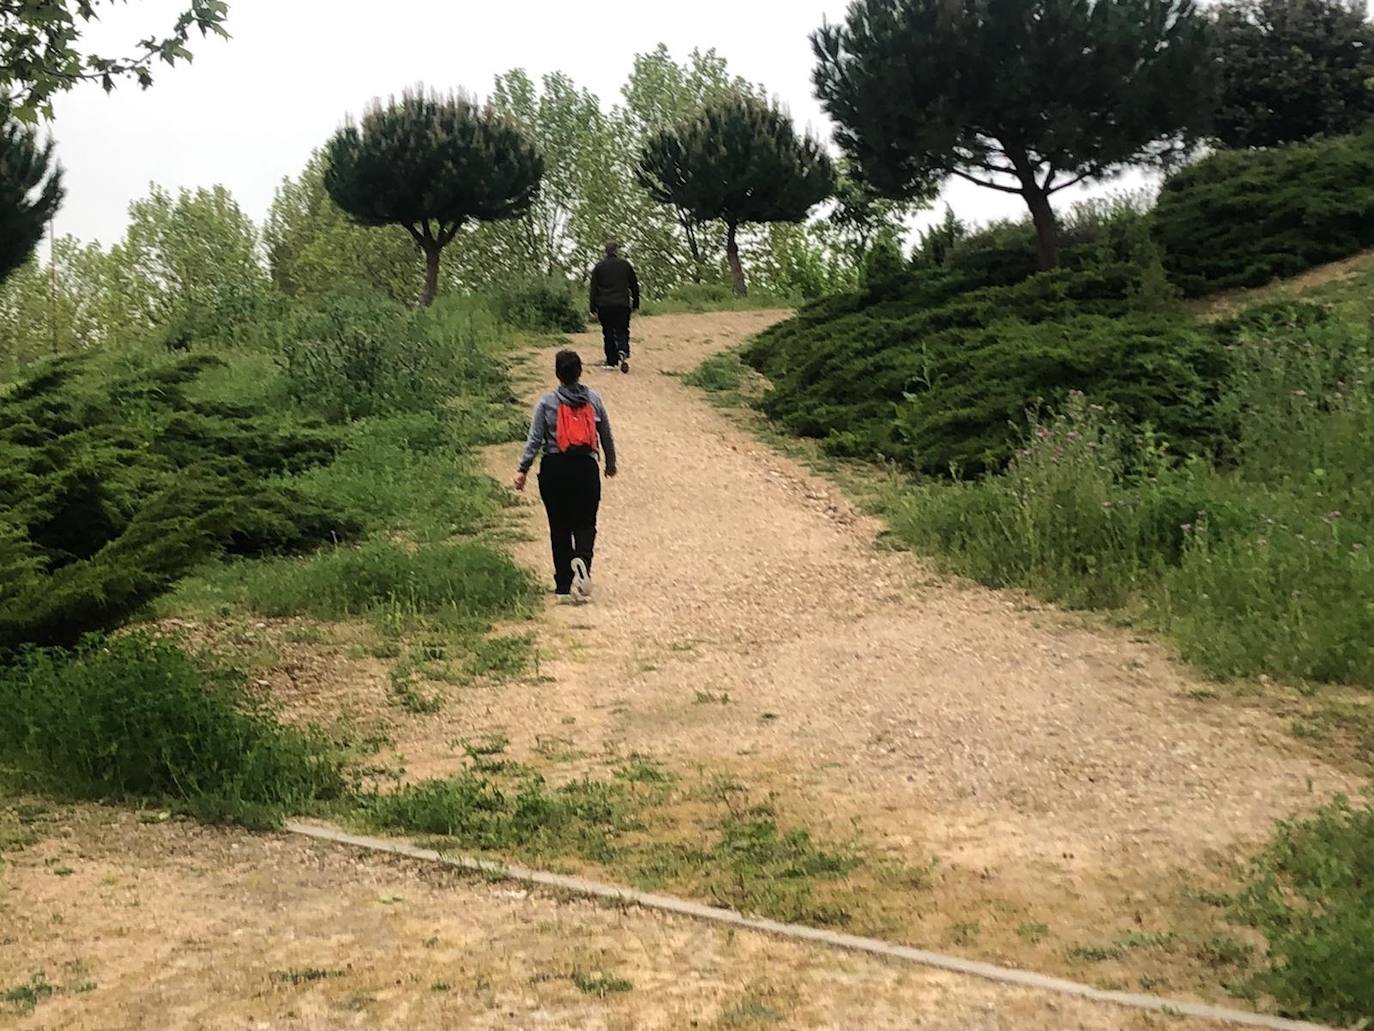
2,806,1188,1030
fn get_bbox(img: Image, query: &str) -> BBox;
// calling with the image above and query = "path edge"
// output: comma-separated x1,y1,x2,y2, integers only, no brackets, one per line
285,821,1332,1031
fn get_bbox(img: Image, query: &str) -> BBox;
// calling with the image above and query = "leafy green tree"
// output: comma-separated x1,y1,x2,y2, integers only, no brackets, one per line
121,183,265,330
1,0,231,122
619,45,767,288
637,96,835,296
324,89,544,307
265,152,420,305
452,70,617,287
1213,0,1374,148
827,159,921,264
1,103,64,283
813,0,1213,270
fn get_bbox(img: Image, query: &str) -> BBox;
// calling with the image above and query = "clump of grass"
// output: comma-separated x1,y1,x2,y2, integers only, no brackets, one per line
270,968,346,986
1236,794,1374,1025
1,973,55,1013
684,353,747,395
290,413,506,542
0,633,345,828
358,770,875,930
203,539,536,635
357,773,629,863
570,971,633,997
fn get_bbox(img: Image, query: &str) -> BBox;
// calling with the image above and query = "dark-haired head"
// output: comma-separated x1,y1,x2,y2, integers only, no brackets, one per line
555,350,583,385
605,240,620,257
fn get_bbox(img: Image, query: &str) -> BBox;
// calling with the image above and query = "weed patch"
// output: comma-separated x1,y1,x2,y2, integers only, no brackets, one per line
1237,794,1374,1025
0,633,345,828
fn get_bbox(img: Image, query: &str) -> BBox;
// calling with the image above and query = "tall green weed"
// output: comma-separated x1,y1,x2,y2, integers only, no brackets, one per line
0,633,345,828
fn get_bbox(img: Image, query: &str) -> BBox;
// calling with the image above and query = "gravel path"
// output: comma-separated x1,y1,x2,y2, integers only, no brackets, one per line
483,312,1351,874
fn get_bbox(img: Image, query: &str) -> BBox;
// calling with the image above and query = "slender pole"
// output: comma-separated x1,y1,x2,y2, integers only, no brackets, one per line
48,218,58,353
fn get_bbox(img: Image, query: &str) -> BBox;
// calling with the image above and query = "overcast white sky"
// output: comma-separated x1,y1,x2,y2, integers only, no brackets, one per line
49,0,1149,248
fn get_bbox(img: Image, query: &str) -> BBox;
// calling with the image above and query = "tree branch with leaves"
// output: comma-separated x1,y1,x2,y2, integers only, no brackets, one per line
1,0,231,122
1,100,64,283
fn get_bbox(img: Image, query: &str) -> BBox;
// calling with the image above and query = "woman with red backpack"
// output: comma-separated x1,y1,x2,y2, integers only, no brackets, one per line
513,350,618,602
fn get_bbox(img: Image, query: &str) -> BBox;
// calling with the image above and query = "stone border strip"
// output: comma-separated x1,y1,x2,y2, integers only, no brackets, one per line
286,821,1331,1031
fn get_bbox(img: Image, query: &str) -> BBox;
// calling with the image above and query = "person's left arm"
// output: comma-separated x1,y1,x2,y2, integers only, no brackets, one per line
594,395,618,476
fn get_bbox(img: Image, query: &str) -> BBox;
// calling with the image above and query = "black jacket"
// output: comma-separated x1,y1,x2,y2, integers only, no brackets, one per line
589,255,641,312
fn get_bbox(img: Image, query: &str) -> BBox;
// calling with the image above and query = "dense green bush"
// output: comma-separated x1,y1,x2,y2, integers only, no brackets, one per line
1154,130,1374,297
0,633,345,827
277,288,511,422
486,277,586,334
747,262,1220,475
0,355,354,652
1238,795,1374,1025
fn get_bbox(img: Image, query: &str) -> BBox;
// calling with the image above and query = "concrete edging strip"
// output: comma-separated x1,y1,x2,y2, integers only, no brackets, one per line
285,821,1332,1031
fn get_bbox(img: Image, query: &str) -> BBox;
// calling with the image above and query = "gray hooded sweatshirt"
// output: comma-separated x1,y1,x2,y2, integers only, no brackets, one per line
518,383,617,474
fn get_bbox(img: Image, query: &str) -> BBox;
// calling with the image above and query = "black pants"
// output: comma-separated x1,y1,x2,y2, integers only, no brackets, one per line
598,306,632,366
537,453,602,594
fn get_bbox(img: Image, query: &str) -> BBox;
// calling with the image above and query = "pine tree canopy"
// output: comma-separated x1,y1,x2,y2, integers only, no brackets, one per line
0,101,65,284
812,0,1213,268
636,95,835,230
323,88,544,305
636,95,834,295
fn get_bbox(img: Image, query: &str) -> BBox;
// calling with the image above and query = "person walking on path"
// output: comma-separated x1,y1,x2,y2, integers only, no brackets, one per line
589,241,640,373
514,350,618,602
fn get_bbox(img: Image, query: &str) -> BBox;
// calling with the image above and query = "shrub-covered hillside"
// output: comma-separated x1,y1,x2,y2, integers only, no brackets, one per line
747,254,1225,477
1154,128,1374,297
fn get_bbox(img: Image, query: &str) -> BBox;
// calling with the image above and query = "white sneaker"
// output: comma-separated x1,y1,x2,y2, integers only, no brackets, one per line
570,559,592,601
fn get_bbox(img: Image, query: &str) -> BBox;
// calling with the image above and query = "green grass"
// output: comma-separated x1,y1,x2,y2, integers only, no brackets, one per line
0,633,346,829
1236,794,1374,1024
356,768,885,930
169,539,536,637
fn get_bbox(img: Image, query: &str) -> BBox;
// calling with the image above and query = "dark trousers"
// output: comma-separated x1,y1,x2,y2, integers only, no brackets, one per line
537,453,602,594
598,306,632,366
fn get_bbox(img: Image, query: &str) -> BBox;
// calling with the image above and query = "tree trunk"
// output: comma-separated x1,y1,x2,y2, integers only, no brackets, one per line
419,243,442,308
1023,186,1060,271
726,221,747,298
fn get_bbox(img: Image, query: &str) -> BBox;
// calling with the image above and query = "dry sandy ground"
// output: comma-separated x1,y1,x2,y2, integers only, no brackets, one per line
0,310,1356,1028
1,807,1191,1030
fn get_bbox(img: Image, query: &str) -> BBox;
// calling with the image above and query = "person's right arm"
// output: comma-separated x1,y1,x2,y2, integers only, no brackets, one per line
514,398,546,490
629,264,641,311
588,265,599,315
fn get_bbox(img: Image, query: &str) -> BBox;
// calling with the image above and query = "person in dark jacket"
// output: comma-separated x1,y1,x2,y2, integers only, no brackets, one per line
514,350,618,602
589,241,640,373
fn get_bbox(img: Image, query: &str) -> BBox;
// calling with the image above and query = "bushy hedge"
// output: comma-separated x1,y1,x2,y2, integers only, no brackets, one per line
486,277,587,334
1154,130,1374,297
0,355,355,652
745,263,1223,475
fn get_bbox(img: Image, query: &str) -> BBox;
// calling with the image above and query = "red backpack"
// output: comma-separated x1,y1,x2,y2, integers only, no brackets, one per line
556,401,598,454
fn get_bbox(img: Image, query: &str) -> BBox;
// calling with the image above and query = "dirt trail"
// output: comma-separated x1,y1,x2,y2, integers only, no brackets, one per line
480,313,1350,867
